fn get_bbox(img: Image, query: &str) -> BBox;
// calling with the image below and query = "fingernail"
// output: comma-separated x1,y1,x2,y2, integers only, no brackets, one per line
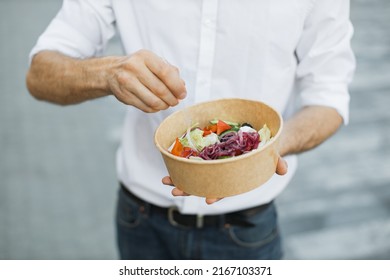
178,91,187,99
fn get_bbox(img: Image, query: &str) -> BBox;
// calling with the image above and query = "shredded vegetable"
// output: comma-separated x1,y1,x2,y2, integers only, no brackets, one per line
168,119,272,160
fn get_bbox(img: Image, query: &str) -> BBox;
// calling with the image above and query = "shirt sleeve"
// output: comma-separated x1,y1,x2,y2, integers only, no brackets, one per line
295,0,356,124
29,0,116,64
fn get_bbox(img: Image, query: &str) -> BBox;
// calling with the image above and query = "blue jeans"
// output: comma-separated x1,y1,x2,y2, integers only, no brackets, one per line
116,186,282,260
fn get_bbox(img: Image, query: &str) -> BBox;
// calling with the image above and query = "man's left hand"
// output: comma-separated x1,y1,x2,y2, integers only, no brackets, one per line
161,155,288,205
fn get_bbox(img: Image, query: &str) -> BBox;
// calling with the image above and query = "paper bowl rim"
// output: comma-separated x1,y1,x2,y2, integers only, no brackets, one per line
154,98,283,165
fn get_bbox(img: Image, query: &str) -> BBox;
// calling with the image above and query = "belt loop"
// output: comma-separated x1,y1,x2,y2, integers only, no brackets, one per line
196,215,204,229
168,206,180,227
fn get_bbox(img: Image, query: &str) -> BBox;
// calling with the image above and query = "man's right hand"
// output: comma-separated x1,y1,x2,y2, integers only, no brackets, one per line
107,50,187,113
27,49,186,111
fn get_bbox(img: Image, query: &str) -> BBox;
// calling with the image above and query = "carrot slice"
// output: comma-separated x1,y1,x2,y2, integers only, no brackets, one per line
216,120,231,135
171,138,184,156
203,130,212,136
204,124,217,133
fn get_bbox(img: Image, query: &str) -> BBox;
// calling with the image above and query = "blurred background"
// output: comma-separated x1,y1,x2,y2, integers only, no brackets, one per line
0,0,389,260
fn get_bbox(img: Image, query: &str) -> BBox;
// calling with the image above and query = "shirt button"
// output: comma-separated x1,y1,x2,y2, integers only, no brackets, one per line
204,19,213,27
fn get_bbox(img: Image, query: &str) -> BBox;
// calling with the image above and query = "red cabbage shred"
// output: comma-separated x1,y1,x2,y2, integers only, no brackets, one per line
199,131,260,160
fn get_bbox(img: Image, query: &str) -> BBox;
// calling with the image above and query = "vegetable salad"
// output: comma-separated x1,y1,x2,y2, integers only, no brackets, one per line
169,119,272,160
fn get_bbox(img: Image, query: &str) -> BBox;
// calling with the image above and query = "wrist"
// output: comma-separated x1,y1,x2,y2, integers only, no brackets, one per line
79,56,121,96
277,131,291,157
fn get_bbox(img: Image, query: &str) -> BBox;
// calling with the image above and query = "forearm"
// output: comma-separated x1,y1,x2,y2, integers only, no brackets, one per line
26,51,117,105
278,106,343,157
26,50,186,112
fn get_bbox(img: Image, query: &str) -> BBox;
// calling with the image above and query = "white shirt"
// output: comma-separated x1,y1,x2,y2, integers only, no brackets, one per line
30,0,355,215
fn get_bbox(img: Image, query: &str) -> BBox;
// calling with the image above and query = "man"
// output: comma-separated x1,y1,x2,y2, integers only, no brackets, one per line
26,0,355,259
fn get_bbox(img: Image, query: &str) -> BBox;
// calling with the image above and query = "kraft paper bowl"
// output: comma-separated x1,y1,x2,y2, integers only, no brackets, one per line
154,98,283,198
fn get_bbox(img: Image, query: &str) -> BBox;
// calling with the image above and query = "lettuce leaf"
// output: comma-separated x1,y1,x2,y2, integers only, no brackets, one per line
180,128,219,151
258,124,272,147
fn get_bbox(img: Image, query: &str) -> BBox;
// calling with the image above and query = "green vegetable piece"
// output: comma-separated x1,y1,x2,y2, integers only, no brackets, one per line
258,124,272,147
180,128,219,151
209,119,240,127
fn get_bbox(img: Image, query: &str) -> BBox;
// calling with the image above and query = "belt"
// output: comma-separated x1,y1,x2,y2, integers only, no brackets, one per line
120,183,272,229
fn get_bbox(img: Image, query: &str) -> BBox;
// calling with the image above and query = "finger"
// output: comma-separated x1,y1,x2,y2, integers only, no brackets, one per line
172,188,190,197
276,157,288,175
115,86,159,113
145,54,187,100
159,58,186,97
121,78,169,111
162,176,174,186
137,66,180,107
206,198,223,205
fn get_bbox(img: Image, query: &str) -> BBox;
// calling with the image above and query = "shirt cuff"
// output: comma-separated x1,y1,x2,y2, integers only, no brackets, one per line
299,82,351,124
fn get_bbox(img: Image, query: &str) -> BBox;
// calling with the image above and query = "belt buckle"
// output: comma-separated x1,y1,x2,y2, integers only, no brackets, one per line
168,206,204,228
